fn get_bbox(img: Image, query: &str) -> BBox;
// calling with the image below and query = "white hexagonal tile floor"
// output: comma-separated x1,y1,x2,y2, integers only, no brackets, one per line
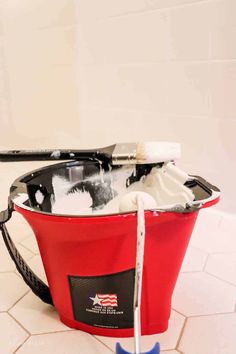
16,331,113,354
191,212,236,253
0,272,29,311
180,245,208,273
172,272,236,316
95,310,185,352
9,292,69,335
205,253,236,286
20,235,40,255
26,255,48,284
0,313,29,354
0,239,33,272
179,313,236,354
6,213,34,243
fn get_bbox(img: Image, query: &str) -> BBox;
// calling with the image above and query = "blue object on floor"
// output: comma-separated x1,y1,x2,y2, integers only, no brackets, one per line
115,342,160,354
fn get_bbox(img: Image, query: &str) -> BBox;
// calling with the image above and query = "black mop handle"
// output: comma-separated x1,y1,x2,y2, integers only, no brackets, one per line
0,222,53,305
0,148,113,162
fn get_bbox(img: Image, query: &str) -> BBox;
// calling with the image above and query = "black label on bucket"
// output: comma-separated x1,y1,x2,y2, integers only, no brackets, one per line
68,269,135,329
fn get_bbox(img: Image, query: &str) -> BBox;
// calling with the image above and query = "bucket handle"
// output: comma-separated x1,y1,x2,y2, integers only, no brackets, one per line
0,212,53,306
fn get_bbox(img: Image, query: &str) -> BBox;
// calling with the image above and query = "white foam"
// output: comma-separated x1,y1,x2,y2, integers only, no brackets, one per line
52,190,93,215
50,162,195,216
35,190,44,204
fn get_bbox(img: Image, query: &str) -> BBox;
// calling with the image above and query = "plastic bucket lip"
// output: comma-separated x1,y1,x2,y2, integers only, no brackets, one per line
8,160,220,219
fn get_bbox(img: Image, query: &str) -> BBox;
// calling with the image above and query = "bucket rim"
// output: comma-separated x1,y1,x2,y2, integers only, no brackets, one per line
6,160,220,220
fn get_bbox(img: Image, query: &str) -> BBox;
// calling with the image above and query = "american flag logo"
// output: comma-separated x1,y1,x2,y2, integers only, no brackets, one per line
90,294,118,307
98,294,118,307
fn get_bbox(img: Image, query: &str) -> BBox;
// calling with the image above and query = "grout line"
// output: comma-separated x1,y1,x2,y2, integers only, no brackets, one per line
31,329,74,336
0,268,35,280
202,253,210,271
18,235,33,243
18,241,38,255
78,104,236,123
16,242,36,258
78,58,236,68
8,311,31,336
180,270,207,274
175,316,187,351
3,59,73,72
79,105,208,118
105,0,214,20
204,270,236,288
207,251,236,255
25,253,35,262
19,330,114,352
171,308,187,318
2,23,76,35
7,289,30,312
13,335,30,354
188,311,236,319
0,33,14,130
0,269,17,274
189,244,209,255
14,270,25,279
94,336,115,353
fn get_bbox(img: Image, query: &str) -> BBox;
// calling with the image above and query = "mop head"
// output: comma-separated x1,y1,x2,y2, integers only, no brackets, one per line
119,191,157,213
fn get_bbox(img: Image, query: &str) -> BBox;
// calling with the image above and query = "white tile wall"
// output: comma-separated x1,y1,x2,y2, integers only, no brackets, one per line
78,108,170,148
8,64,78,139
75,0,236,213
1,0,76,31
0,37,13,143
209,62,236,119
168,2,212,60
77,10,169,65
210,0,236,60
166,63,210,116
0,0,79,148
78,64,168,111
0,0,235,213
3,27,75,67
76,0,209,20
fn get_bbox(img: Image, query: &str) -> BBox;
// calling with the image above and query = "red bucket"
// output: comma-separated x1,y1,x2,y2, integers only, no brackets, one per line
1,161,220,337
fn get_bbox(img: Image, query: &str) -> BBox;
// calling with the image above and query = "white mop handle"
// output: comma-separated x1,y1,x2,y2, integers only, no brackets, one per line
134,195,146,354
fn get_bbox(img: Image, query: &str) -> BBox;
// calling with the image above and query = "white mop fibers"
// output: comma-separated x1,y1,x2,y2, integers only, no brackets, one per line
119,191,157,213
51,162,195,215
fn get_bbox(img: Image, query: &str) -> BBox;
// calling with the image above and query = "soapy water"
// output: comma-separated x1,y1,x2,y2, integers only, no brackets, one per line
51,162,195,216
52,164,133,215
